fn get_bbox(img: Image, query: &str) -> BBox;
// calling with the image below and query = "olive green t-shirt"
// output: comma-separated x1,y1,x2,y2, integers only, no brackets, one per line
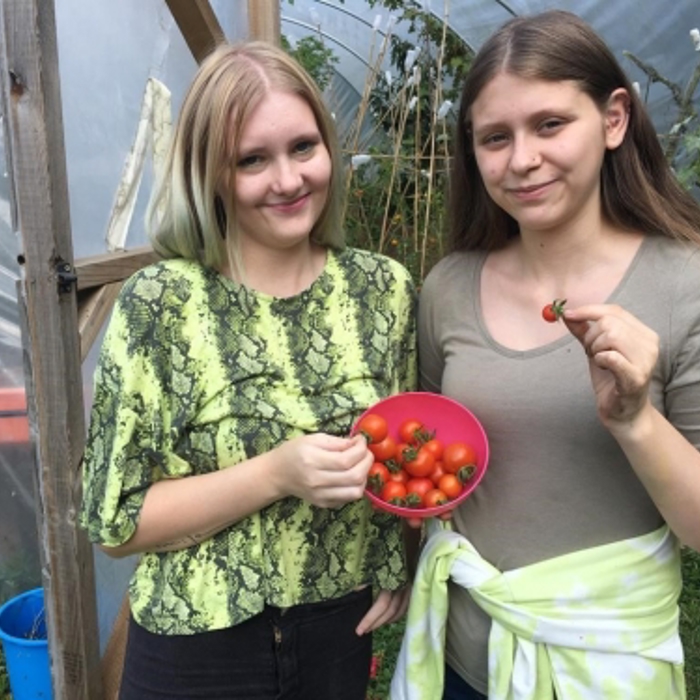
80,246,417,634
418,234,700,693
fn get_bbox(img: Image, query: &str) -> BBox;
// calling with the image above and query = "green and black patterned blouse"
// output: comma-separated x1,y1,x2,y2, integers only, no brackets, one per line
80,246,417,635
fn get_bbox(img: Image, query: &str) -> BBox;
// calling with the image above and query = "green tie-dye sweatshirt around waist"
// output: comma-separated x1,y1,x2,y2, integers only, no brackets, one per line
80,246,417,635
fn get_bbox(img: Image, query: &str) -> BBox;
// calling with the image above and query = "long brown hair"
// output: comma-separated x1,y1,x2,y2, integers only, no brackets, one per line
449,10,700,251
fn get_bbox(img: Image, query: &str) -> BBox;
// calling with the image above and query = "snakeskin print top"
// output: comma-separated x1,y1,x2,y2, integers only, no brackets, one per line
80,246,417,634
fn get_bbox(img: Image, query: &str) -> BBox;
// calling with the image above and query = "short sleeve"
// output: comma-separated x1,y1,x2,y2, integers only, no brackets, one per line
666,248,700,450
79,267,196,547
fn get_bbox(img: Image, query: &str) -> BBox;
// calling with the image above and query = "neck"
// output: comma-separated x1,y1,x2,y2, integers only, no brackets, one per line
224,240,327,297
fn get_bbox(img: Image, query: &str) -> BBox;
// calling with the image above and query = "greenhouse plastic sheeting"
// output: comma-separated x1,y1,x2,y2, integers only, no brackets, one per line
0,0,247,650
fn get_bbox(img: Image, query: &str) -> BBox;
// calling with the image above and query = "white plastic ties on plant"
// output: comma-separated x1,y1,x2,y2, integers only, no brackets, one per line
351,154,373,169
385,70,393,87
691,28,700,52
437,100,453,119
106,77,172,252
404,47,420,73
373,15,382,31
632,82,641,96
408,96,419,112
387,15,397,29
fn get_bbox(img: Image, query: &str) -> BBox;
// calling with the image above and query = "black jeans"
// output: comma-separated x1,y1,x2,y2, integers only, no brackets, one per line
443,664,488,700
119,587,373,699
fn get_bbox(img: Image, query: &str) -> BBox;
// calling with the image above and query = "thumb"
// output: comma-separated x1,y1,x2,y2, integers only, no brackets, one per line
562,314,590,349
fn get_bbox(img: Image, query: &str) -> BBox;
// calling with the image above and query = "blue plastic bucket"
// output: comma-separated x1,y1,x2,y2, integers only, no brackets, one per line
0,588,53,699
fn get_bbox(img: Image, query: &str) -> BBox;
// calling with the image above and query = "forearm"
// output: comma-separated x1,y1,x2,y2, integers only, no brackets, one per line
610,403,700,551
101,450,286,558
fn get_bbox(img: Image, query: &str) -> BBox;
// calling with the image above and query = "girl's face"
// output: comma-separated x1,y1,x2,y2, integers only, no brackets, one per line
470,72,628,236
231,89,331,251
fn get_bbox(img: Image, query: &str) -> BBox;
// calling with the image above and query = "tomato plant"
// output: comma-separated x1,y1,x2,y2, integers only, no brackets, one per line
542,298,566,323
357,412,389,444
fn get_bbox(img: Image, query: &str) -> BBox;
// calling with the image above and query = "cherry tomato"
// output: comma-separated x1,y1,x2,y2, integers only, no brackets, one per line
405,477,434,507
438,473,463,500
356,413,388,444
403,445,435,478
443,441,477,474
424,488,449,508
542,298,566,323
369,435,397,462
398,418,430,445
421,438,444,460
380,481,407,505
429,460,447,486
366,462,390,494
388,468,409,484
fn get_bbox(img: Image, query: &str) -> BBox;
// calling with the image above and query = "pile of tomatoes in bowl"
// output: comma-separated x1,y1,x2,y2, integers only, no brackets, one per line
352,392,489,525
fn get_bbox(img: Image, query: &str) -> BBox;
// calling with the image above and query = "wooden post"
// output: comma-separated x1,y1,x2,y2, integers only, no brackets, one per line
165,0,225,64
0,1,102,698
247,0,281,44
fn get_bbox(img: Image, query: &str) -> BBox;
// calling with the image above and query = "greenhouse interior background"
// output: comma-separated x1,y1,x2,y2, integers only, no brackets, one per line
0,0,699,690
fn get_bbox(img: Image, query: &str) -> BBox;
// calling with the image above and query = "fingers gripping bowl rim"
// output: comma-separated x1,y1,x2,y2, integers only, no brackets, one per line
352,391,489,519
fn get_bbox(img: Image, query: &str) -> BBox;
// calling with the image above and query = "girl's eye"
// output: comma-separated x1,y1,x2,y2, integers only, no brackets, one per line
481,132,508,147
540,118,565,132
293,139,317,156
237,154,264,169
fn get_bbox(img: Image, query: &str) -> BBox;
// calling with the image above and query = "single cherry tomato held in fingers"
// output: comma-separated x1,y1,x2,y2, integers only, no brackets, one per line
403,445,436,478
380,481,407,505
369,434,397,462
405,477,434,507
366,462,390,495
356,413,389,444
438,473,463,500
542,298,566,323
443,441,478,474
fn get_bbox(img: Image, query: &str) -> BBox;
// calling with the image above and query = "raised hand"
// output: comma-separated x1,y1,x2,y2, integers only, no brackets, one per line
563,304,659,428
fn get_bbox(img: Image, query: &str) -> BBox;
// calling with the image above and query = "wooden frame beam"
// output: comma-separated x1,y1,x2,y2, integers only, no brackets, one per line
0,1,102,697
247,0,281,44
165,0,225,63
75,245,159,291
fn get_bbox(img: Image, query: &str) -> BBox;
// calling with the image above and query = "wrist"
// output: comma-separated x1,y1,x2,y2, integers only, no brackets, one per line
605,401,656,445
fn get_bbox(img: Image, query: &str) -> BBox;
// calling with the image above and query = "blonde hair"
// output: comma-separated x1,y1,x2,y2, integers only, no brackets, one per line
147,41,345,270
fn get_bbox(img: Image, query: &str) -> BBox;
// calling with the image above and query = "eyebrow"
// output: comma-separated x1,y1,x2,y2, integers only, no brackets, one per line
472,107,572,137
238,129,322,154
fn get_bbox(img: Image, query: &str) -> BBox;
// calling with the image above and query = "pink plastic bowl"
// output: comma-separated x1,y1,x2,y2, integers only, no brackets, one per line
352,391,489,520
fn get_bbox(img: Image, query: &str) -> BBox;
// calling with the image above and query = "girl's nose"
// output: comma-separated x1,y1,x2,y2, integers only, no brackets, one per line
510,135,541,173
271,158,303,194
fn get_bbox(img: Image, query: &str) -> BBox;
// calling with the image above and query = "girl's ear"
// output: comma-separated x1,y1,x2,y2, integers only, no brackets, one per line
604,88,631,150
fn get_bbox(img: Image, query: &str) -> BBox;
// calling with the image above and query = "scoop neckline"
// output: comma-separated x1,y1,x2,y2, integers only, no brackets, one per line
217,248,335,303
471,235,650,358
